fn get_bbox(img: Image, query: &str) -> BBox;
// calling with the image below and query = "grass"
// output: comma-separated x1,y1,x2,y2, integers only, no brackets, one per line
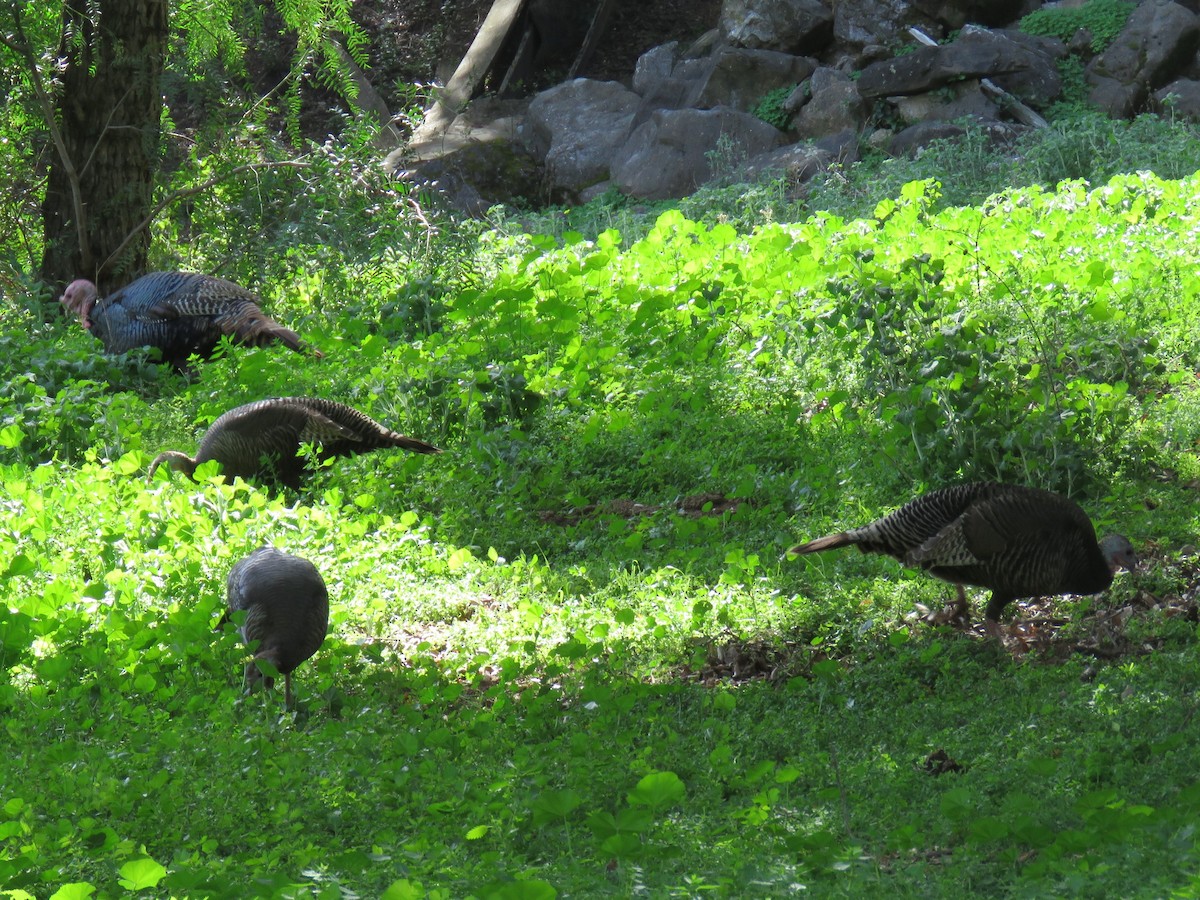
3,117,1200,896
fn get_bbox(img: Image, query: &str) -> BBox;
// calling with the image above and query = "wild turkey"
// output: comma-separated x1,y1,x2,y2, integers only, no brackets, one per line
789,482,1137,624
148,397,442,488
59,271,322,369
225,547,329,708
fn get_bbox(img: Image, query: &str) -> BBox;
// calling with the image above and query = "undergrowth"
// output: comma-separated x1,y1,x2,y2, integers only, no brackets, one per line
2,130,1200,896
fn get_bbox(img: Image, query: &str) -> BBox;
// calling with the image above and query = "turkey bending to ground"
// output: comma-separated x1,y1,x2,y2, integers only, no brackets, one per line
148,397,442,488
225,547,329,708
60,271,322,369
788,482,1137,625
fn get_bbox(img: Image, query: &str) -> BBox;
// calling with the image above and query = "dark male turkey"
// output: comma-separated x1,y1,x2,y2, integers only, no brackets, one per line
149,397,442,488
60,271,322,369
789,482,1137,624
226,546,329,708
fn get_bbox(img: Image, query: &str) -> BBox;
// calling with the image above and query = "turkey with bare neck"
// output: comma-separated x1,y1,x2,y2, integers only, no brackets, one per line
789,482,1137,624
60,271,321,369
149,397,442,488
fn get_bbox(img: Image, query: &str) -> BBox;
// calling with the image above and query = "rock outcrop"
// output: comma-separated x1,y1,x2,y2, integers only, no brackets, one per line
390,0,1200,211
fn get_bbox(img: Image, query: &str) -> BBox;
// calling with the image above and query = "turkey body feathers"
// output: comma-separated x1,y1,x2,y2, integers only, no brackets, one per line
150,397,442,487
789,483,1136,622
226,547,329,707
60,271,321,368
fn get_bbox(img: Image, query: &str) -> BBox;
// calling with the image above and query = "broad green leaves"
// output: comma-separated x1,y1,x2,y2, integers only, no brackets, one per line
117,857,167,890
1,167,1200,897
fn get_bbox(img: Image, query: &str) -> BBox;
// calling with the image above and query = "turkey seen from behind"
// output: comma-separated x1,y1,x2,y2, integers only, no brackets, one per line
60,271,323,370
224,547,329,709
149,397,443,489
789,482,1138,626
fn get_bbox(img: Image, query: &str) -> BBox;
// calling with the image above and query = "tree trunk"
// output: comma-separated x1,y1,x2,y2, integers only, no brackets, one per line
40,0,169,292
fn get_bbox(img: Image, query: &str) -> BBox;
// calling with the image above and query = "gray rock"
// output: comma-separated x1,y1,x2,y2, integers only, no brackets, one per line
739,142,833,184
396,141,544,216
813,128,861,163
1154,77,1200,119
889,120,1020,158
633,43,680,96
889,121,965,157
693,48,818,111
525,79,640,192
390,98,538,215
962,27,1064,107
858,26,1062,107
892,82,999,125
720,0,833,53
1087,0,1200,117
834,0,940,48
635,56,717,119
611,106,787,199
794,68,868,138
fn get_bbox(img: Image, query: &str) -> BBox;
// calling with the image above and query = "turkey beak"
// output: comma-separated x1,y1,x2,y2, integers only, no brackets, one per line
1114,549,1139,576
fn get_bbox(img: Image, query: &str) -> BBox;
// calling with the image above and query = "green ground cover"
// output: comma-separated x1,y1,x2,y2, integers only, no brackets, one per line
3,168,1200,897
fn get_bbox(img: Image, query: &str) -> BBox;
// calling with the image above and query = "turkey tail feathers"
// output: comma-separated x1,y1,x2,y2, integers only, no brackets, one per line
223,306,324,358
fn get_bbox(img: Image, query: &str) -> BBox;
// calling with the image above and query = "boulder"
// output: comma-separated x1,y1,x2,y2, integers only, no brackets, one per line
611,107,787,199
692,48,818,111
888,121,965,157
396,141,543,215
970,27,1065,107
631,43,716,118
834,0,941,48
524,79,640,193
739,142,833,184
1087,0,1200,117
892,82,999,126
389,97,539,214
719,0,833,53
793,68,869,138
889,120,1019,157
858,26,1062,107
633,42,680,95
813,129,861,164
1153,77,1200,119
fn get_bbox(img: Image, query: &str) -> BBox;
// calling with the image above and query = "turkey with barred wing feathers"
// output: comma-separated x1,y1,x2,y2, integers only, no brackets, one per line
788,482,1137,624
60,271,322,369
149,397,442,488
225,547,329,708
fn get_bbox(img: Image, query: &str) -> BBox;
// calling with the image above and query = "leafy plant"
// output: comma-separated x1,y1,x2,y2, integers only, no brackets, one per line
1020,0,1136,53
4,109,1200,896
751,83,798,130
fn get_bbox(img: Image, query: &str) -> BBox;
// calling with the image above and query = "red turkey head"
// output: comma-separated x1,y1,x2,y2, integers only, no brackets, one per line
60,280,99,328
